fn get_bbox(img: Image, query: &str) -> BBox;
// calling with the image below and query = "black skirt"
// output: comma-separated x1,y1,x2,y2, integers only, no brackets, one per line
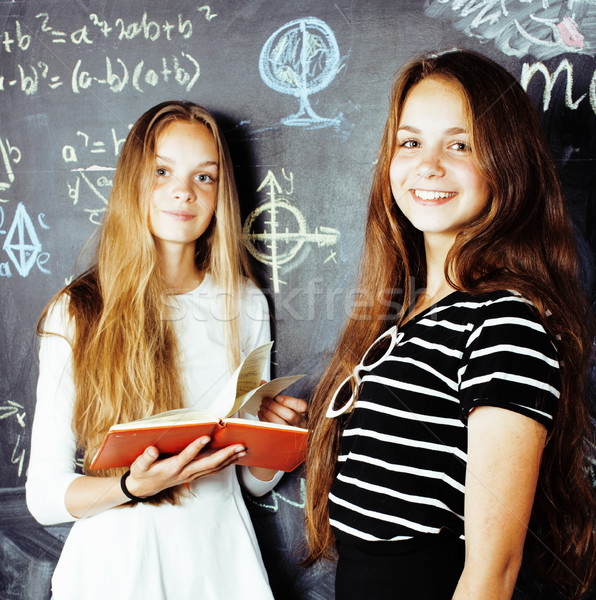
335,531,465,600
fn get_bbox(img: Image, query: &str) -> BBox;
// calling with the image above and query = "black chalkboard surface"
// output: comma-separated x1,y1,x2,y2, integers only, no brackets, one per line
1,1,595,599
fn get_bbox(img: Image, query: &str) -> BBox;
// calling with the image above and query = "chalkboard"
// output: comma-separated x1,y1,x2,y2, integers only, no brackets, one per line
1,1,595,598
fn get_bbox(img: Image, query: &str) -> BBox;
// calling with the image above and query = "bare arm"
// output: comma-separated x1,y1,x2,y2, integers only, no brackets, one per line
453,406,546,600
65,437,246,519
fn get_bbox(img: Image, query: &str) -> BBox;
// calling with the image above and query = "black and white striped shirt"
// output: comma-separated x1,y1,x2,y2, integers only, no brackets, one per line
329,290,560,548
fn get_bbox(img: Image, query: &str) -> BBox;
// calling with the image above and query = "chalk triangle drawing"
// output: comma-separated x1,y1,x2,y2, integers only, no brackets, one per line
2,202,41,277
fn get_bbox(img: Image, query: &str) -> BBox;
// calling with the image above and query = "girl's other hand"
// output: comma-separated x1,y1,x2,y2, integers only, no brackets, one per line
258,394,308,429
125,437,246,498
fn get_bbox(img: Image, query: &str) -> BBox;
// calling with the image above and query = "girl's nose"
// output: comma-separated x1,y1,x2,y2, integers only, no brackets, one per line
416,149,445,179
172,178,196,202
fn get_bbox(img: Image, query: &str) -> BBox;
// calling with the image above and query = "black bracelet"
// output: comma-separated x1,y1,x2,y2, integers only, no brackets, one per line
120,470,154,503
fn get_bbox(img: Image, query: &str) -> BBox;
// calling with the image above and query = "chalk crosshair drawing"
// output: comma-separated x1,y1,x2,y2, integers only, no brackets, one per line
259,17,341,128
242,170,340,294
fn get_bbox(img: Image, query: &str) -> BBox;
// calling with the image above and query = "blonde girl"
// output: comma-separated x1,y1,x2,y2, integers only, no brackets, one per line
26,101,304,599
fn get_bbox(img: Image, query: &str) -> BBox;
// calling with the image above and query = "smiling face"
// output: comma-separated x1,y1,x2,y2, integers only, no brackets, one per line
148,120,219,255
389,76,491,248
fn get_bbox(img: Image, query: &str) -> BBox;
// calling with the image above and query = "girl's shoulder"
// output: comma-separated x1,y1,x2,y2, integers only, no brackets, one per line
44,292,70,321
240,276,268,300
40,271,99,338
39,293,74,342
427,289,552,345
444,289,555,354
237,278,270,323
441,289,542,322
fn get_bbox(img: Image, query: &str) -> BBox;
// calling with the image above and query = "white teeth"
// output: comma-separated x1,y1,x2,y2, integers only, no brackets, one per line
414,190,454,200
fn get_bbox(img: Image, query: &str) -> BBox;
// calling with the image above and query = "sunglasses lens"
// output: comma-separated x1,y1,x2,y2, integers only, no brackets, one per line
326,375,357,418
362,332,393,367
331,377,354,412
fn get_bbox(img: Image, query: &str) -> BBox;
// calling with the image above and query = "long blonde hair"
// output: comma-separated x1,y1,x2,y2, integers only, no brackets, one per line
305,51,596,597
38,101,255,503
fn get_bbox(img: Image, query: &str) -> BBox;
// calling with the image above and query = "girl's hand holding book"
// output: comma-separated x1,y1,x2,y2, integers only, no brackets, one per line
258,394,308,429
126,436,247,499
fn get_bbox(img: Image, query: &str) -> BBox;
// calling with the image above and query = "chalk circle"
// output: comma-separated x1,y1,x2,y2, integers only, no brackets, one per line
259,17,340,127
242,199,308,266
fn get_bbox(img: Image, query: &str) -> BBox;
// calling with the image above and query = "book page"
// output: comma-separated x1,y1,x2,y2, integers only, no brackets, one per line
236,374,305,415
224,417,307,431
210,341,273,418
109,407,216,430
205,341,304,418
234,342,273,396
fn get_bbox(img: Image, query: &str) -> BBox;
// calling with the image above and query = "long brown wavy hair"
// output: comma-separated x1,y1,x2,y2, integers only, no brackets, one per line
38,101,255,504
305,50,596,597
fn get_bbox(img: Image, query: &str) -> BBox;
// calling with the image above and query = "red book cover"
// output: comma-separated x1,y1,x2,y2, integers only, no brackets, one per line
90,416,307,472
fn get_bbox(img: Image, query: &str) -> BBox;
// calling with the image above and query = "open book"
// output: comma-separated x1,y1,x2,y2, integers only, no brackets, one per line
90,342,307,472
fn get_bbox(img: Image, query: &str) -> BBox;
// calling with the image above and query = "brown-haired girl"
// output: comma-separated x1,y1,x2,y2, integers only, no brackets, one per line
26,101,305,599
305,50,596,599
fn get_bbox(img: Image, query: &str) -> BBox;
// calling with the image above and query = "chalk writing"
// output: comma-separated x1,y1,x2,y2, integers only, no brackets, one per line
1,401,26,477
0,5,216,97
1,7,193,53
0,61,64,94
11,434,25,477
97,12,193,41
63,128,128,163
259,17,341,128
0,137,20,202
71,53,200,94
243,170,340,293
38,213,50,230
0,20,31,52
62,127,125,223
198,6,218,21
0,7,221,54
0,203,50,277
112,13,191,41
425,0,596,60
245,476,306,512
68,167,114,224
0,54,201,96
521,57,596,115
34,12,68,43
0,401,26,427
